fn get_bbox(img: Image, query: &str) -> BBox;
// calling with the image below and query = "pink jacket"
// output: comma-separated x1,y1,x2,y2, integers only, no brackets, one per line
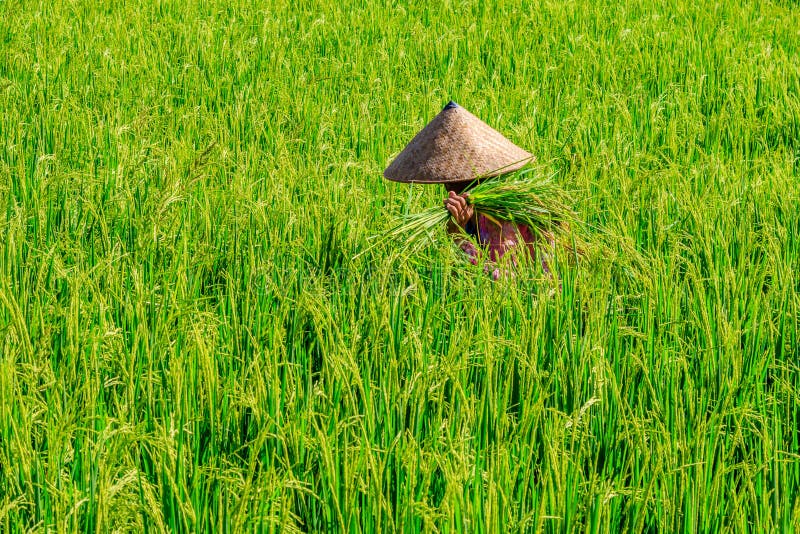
456,213,552,279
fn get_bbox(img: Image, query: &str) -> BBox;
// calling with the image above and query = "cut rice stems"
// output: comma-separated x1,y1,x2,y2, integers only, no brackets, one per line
374,166,579,257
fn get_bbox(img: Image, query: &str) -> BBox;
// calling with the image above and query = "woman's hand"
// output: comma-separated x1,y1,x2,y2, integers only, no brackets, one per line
444,191,474,228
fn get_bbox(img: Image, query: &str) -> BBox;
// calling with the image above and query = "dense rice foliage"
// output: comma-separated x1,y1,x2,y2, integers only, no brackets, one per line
1,0,799,531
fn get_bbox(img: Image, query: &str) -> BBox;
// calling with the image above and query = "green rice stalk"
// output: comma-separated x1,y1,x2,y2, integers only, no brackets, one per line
375,166,579,257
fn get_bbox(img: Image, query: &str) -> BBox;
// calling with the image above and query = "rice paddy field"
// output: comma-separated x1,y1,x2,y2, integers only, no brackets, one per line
1,0,800,531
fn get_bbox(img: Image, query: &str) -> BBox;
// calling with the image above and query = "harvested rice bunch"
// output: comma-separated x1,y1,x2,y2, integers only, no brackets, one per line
381,166,578,256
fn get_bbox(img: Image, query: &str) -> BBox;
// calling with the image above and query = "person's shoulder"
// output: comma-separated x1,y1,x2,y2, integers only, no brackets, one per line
516,223,537,242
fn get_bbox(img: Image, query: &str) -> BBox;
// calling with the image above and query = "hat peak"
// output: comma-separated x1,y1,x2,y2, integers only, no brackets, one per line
443,100,459,111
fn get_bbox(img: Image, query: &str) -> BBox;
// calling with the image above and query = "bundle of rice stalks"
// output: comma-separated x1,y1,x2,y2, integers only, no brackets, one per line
374,166,579,257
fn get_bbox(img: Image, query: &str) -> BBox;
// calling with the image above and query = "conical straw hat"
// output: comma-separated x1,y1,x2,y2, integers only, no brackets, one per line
384,101,533,184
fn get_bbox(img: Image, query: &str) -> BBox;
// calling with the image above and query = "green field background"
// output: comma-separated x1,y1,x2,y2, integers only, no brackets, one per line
1,0,799,531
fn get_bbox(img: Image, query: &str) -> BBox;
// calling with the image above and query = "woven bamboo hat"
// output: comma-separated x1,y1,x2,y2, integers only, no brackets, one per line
384,101,533,184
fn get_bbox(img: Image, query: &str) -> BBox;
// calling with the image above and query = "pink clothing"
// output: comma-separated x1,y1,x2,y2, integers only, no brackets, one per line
456,213,551,279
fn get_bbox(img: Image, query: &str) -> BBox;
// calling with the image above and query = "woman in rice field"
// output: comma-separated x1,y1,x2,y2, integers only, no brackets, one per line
384,101,555,278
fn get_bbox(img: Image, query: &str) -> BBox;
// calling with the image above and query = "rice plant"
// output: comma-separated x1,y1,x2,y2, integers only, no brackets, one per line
0,0,799,532
376,166,578,257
